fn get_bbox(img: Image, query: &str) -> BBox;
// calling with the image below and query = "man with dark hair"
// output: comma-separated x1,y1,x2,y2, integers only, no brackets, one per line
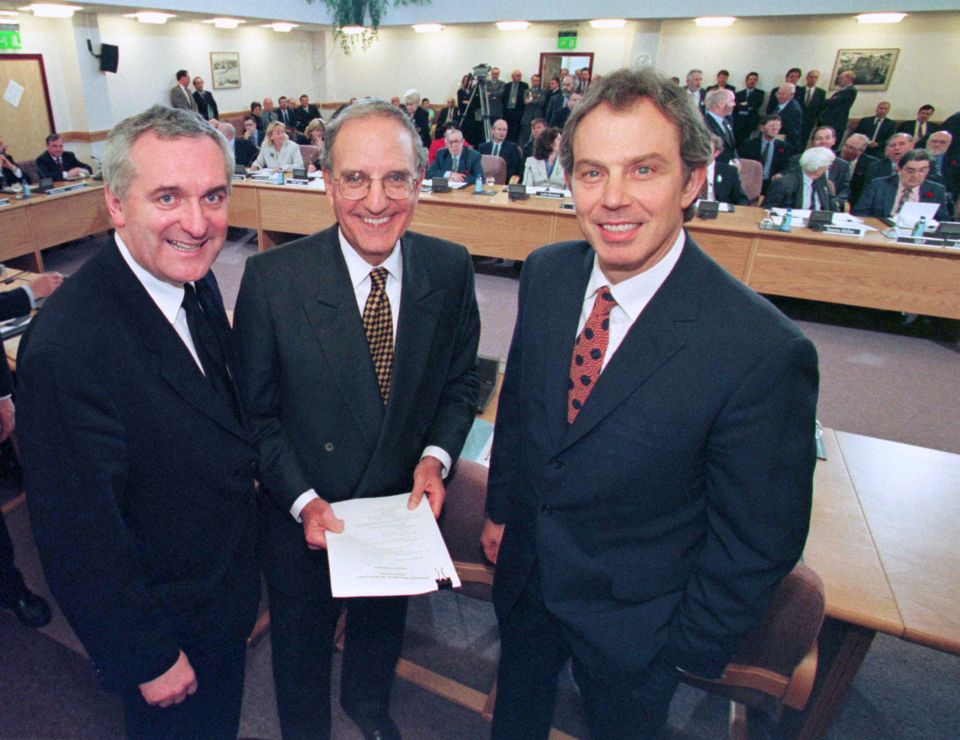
897,104,938,147
18,105,259,739
169,69,197,112
853,149,951,220
482,67,818,739
733,72,765,146
294,94,321,132
739,115,788,193
192,76,218,121
853,101,896,155
276,96,296,128
36,133,92,180
818,70,857,142
546,74,578,127
234,98,480,740
522,117,548,159
766,67,803,113
705,68,735,93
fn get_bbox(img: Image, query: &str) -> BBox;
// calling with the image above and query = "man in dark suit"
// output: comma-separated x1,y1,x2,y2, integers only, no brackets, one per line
784,126,852,207
798,69,827,148
853,149,951,221
479,119,523,182
703,88,739,164
818,70,857,142
865,132,914,183
0,271,62,629
739,115,789,194
705,68,735,93
764,147,839,211
191,76,218,121
426,126,484,182
481,67,818,740
434,97,459,140
220,122,257,168
234,99,480,740
926,130,959,198
772,83,803,154
840,133,878,205
35,133,92,180
276,96,297,129
294,94,322,132
486,67,506,122
0,132,26,186
733,71,765,146
502,69,528,143
546,74,577,128
17,106,260,740
897,104,937,148
704,135,748,205
853,101,896,155
766,67,803,114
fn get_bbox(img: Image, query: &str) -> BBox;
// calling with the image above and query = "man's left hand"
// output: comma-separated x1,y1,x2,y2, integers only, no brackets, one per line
0,397,14,442
408,455,445,518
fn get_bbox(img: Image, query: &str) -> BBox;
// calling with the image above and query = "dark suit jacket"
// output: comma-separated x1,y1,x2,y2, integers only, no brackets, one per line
479,140,523,182
853,116,896,153
934,152,960,199
0,151,21,187
852,175,951,221
434,106,459,140
848,153,878,205
711,161,749,205
763,170,836,211
36,151,91,180
866,157,896,183
486,237,818,677
799,87,827,143
545,93,568,128
706,83,736,93
704,113,738,164
294,104,321,131
234,137,258,168
502,80,528,121
233,225,480,595
0,287,32,395
766,84,804,114
739,137,788,182
16,243,260,691
193,90,218,120
818,86,857,140
733,87,765,145
775,99,804,154
896,119,938,148
411,106,431,148
426,146,484,181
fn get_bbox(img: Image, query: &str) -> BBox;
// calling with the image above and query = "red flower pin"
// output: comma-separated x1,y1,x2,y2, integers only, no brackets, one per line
923,190,934,199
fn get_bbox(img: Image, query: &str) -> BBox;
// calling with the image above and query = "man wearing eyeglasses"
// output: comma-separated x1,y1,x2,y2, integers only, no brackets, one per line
234,99,480,740
852,149,951,221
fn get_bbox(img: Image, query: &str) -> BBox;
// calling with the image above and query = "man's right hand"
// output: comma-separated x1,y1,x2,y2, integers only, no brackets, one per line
480,518,506,564
301,497,344,550
139,650,197,708
29,272,64,300
448,172,466,183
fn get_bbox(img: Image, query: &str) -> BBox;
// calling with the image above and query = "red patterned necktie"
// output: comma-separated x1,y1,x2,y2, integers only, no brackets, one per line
567,286,617,423
363,267,393,404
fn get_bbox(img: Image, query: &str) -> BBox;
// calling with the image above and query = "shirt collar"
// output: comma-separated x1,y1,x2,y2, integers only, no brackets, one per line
707,111,727,126
115,233,187,325
584,229,685,324
337,227,403,288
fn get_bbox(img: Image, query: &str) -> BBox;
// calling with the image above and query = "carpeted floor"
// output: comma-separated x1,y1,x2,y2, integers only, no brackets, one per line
2,231,958,738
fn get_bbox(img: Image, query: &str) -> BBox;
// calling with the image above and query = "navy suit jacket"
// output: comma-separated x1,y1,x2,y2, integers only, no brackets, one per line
733,88,765,144
818,86,857,140
853,116,896,153
704,114,738,164
711,161,749,205
775,99,804,155
427,146,484,181
36,150,91,180
852,175,951,221
478,139,523,182
234,225,480,595
193,90,219,120
0,287,32,395
486,236,818,678
17,243,260,691
739,137,789,182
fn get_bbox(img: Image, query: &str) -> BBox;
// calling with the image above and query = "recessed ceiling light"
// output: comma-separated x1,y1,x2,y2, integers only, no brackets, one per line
856,13,907,24
18,4,82,18
203,17,244,30
125,12,175,25
263,22,297,32
412,24,443,33
590,19,626,30
694,16,736,28
496,21,529,31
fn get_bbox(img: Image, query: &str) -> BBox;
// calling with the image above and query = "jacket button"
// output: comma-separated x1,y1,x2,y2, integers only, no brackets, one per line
324,442,335,452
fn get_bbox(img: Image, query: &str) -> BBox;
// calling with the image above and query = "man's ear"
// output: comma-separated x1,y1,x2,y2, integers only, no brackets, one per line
104,186,126,229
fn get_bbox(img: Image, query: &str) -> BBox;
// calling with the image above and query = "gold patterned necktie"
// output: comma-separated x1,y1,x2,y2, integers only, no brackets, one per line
363,267,393,404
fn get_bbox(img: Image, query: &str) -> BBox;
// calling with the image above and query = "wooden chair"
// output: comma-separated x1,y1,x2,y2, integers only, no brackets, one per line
298,144,320,168
17,158,40,185
738,158,763,205
480,154,506,185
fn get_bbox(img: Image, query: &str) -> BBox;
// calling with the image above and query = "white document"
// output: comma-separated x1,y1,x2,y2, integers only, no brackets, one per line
326,493,461,598
896,201,940,229
4,79,23,108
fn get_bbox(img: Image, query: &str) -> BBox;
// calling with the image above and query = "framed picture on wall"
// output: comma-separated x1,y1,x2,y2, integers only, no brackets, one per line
829,48,899,91
210,51,241,89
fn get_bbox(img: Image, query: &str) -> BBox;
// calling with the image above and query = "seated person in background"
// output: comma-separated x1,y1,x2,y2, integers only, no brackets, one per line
260,98,279,131
285,124,308,145
36,133,92,180
0,132,25,186
852,101,896,155
250,121,304,172
403,89,432,148
739,115,788,194
552,91,582,131
840,133,878,206
522,117,547,160
478,119,523,182
764,146,839,211
521,126,565,188
866,133,914,183
304,119,326,173
897,104,937,147
220,122,257,168
242,114,262,147
427,125,484,182
275,96,296,129
784,126,851,208
294,94,321,132
250,102,266,137
853,149,951,221
926,130,958,198
703,134,749,205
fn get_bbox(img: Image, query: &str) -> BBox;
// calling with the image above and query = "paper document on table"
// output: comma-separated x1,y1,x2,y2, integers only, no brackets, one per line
326,493,461,597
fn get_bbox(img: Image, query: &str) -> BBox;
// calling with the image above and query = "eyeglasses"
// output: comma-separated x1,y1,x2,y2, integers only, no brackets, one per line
334,171,418,200
901,166,930,176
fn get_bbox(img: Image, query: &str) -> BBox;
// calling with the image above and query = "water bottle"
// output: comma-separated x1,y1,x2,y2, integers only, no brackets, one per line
22,179,31,199
912,216,926,237
475,175,483,194
779,209,792,232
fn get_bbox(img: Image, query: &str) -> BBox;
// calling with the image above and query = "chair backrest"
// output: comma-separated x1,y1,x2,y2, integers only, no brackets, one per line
439,460,493,599
18,158,39,185
299,144,320,167
480,154,506,185
739,158,763,204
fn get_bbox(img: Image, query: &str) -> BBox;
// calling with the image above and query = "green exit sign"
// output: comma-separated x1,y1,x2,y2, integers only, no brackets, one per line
558,31,577,50
0,25,21,51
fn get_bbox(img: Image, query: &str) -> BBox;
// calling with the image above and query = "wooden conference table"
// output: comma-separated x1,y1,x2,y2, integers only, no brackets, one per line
231,179,960,320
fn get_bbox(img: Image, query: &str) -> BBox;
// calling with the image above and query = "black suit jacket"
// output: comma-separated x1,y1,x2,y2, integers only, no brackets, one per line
234,226,480,595
704,114,738,164
434,106,459,140
0,287,32,395
852,175,951,221
711,161,749,205
294,104,321,131
479,139,523,182
766,85,804,114
763,170,836,211
866,157,896,183
276,107,296,128
36,151,91,180
17,243,260,691
193,90,219,120
733,88,765,145
818,86,857,140
502,80,528,120
848,153,878,205
896,119,938,148
773,99,804,154
234,137,258,168
799,87,827,143
486,237,818,677
1,151,21,187
739,137,789,182
853,116,896,154
545,93,568,128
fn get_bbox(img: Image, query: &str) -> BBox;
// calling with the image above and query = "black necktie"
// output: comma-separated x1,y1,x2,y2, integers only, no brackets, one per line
182,282,240,419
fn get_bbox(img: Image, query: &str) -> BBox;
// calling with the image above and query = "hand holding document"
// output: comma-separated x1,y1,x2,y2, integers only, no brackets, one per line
326,493,461,598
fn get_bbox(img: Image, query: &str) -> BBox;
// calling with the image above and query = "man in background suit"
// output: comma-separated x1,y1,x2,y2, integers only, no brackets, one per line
17,105,260,740
705,69,735,93
434,97,459,140
220,122,257,168
546,75,577,128
276,96,296,129
798,69,826,148
502,69,528,143
169,69,197,112
926,130,959,198
783,126,851,207
840,133,878,206
482,67,818,740
479,119,523,182
739,115,789,194
703,88,739,164
772,83,803,154
426,126,484,182
764,147,839,211
704,135,749,204
35,134,92,180
684,68,706,113
866,132,914,183
486,67,506,122
260,98,279,131
295,94,322,132
853,101,897,156
234,99,480,740
853,149,951,221
192,77,218,121
733,71,765,146
897,104,938,148
766,67,803,114
818,70,857,143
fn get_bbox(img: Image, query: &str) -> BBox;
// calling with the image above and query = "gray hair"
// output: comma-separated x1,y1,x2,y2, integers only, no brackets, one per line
219,122,236,139
844,133,870,151
686,68,703,81
704,88,732,111
799,146,835,173
319,98,428,174
559,67,712,221
103,105,233,200
403,89,421,106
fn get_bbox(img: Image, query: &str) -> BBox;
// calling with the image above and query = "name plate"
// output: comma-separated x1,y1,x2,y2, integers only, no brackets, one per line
0,198,9,207
895,235,960,248
44,183,88,196
285,178,310,186
232,174,247,181
535,190,564,199
821,225,865,237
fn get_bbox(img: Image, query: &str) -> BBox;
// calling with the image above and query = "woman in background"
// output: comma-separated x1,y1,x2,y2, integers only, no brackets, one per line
522,127,565,188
